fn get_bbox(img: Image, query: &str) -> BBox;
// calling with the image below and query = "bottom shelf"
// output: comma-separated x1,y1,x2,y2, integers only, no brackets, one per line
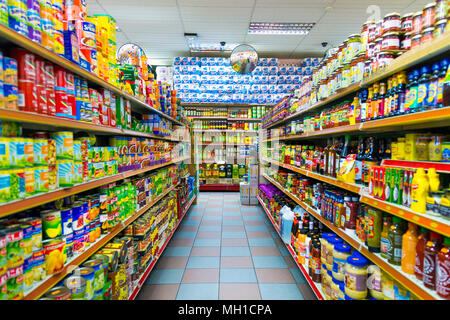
200,184,240,191
128,193,197,300
257,195,325,300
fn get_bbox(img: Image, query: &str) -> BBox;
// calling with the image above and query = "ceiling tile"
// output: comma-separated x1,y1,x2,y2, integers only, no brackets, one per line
178,0,255,7
251,7,324,22
179,6,253,22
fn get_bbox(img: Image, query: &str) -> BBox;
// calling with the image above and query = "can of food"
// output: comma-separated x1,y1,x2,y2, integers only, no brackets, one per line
20,223,33,258
57,160,74,187
32,248,45,282
71,203,84,231
73,266,95,300
73,162,83,184
40,210,62,239
73,140,82,162
3,57,18,85
4,225,23,269
6,265,23,300
89,221,96,243
58,207,72,237
82,259,105,292
18,217,42,250
0,170,11,203
72,229,85,254
0,230,6,276
50,131,73,160
0,273,7,300
43,238,65,275
23,255,34,291
33,139,48,166
63,233,73,261
18,79,37,113
91,254,110,278
95,249,118,273
48,165,57,191
63,275,86,300
8,0,27,36
0,138,9,169
83,224,90,248
34,166,49,193
3,84,18,110
36,85,48,115
47,138,56,165
44,285,71,300
89,195,100,219
103,242,126,264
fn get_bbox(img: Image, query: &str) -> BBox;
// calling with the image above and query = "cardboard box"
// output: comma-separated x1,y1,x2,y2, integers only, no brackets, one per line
249,186,258,205
240,182,250,205
249,164,259,187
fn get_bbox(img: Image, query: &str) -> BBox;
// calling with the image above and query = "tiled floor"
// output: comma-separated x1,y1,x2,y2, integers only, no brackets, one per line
136,192,317,300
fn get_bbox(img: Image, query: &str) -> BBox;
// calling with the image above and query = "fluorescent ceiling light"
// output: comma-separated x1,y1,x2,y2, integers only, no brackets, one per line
190,42,239,52
248,22,315,35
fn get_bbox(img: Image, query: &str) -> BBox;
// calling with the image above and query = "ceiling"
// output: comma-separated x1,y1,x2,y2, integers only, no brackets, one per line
87,0,432,66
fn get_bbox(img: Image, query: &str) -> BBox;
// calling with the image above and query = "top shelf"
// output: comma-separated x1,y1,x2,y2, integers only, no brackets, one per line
182,103,274,108
263,32,450,130
0,24,185,127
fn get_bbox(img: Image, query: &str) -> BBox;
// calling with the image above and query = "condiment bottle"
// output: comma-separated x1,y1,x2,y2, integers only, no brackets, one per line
401,222,418,275
377,82,386,118
437,58,449,108
427,168,440,192
410,168,430,214
338,135,351,177
366,87,374,121
371,83,380,119
395,72,407,115
366,207,383,253
423,232,443,290
426,63,440,109
387,217,404,266
355,135,365,184
310,240,322,283
405,69,420,113
344,196,358,230
417,65,431,112
436,237,450,299
359,90,368,122
380,216,391,259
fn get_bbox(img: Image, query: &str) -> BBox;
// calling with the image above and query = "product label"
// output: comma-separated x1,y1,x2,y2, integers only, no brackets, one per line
417,84,428,105
426,82,438,106
380,238,389,255
332,257,347,275
345,269,367,292
437,259,450,297
423,253,436,286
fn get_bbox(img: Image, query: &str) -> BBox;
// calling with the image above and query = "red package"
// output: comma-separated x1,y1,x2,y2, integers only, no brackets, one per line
10,48,36,82
36,85,48,114
18,79,37,112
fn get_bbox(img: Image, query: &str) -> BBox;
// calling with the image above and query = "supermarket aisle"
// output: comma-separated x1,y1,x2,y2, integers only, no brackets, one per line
136,192,316,300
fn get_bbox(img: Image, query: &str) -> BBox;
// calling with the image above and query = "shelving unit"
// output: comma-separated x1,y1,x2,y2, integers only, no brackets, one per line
128,193,196,300
261,173,442,300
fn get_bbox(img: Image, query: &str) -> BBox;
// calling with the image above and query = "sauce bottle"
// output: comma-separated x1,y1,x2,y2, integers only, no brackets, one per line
362,136,379,187
417,66,431,112
423,232,443,290
410,168,430,214
405,69,420,113
395,72,407,115
359,90,368,122
310,240,322,283
437,58,449,108
385,78,393,117
380,216,391,259
339,135,351,174
366,207,383,253
436,237,450,299
377,82,386,119
371,83,379,119
426,63,440,109
355,136,365,184
401,222,418,275
415,227,430,280
427,168,440,192
387,217,403,266
366,87,374,121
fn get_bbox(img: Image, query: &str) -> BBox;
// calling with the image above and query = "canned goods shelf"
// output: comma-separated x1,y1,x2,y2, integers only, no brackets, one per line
261,173,442,300
0,24,185,127
0,156,190,219
0,109,184,141
128,193,196,300
257,194,325,300
22,182,181,300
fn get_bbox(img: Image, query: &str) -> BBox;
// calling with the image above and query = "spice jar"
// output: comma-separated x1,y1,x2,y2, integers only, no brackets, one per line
421,27,435,44
411,33,423,49
383,12,402,32
332,243,352,282
401,32,412,50
422,2,436,29
401,13,414,32
382,32,401,51
344,254,369,300
434,19,447,37
412,11,423,34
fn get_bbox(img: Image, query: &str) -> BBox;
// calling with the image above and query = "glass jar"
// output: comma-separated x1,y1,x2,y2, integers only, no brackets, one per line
368,265,384,300
368,21,377,43
401,32,412,50
342,63,351,89
325,269,333,300
363,58,372,78
346,34,361,63
344,255,369,300
355,54,366,83
374,38,382,55
434,19,447,37
421,27,435,44
412,11,423,35
422,2,436,29
341,40,349,65
375,19,384,39
319,79,327,100
401,13,414,32
331,277,344,300
332,243,352,282
382,32,401,51
337,44,345,69
411,33,422,49
366,41,375,58
335,67,343,91
330,72,337,96
383,12,402,32
350,58,358,84
361,21,373,53
326,237,343,271
435,0,448,20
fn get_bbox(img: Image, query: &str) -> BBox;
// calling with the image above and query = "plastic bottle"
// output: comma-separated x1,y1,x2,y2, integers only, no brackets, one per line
436,237,450,299
410,168,430,214
396,72,407,114
405,70,420,113
423,232,443,290
401,222,419,275
366,207,383,253
355,135,365,184
377,82,386,118
417,65,431,112
359,90,368,122
437,58,449,108
414,227,430,280
380,216,391,259
387,217,403,266
426,63,440,109
427,168,440,192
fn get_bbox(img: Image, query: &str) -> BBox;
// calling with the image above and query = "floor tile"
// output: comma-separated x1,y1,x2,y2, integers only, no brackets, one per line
221,246,251,257
241,206,260,212
176,283,219,300
190,246,221,257
243,215,264,221
202,215,222,221
204,211,222,216
185,215,202,221
246,231,273,239
255,268,296,283
223,204,240,209
220,268,257,283
245,225,269,232
259,283,303,300
146,269,185,284
196,231,221,239
222,220,244,226
297,283,318,300
164,246,192,257
174,231,197,239
182,220,201,226
250,246,281,256
284,256,297,268
186,256,220,269
248,238,277,247
136,284,179,300
178,225,198,232
241,211,261,216
168,238,194,247
244,220,266,226
222,231,246,239
252,256,288,268
278,245,290,256
194,238,221,247
222,225,245,232
223,210,241,216
200,220,222,226
270,231,279,239
273,237,285,247
181,268,219,283
155,257,188,270
290,268,307,284
222,216,243,221
198,225,221,232
220,256,254,268
219,283,261,300
221,238,249,247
